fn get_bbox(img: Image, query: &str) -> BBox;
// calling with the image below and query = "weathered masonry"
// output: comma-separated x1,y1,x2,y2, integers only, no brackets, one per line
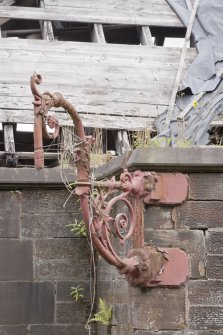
0,0,197,162
0,148,223,334
96,148,223,335
0,169,92,335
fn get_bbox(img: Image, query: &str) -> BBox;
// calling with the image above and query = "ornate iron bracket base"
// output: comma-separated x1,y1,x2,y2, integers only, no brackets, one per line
31,74,189,287
120,246,188,287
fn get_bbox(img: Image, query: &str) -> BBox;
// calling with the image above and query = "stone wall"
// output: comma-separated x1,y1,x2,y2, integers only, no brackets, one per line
97,172,223,335
1,148,223,335
0,186,93,335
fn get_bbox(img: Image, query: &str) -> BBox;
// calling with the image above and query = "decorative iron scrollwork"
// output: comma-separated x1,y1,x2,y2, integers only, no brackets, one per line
31,74,189,287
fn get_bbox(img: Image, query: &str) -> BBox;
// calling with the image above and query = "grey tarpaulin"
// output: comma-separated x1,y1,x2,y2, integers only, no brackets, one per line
155,0,223,145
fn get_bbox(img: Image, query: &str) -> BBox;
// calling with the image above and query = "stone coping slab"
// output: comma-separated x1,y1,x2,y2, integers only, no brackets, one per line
0,148,223,187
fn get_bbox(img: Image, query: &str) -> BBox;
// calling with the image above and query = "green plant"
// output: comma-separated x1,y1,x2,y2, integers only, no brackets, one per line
70,285,84,302
91,298,112,326
67,219,87,237
132,129,192,149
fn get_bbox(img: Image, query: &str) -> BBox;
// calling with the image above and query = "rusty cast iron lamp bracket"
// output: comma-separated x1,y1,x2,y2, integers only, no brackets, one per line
31,74,189,287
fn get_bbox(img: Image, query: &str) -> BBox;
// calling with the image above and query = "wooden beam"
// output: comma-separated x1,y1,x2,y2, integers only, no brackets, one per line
90,21,131,154
114,130,131,156
39,0,54,41
0,5,184,27
3,123,17,166
0,0,15,26
210,120,223,128
0,109,155,130
91,24,105,43
0,0,15,5
185,0,192,11
3,123,15,154
140,26,153,46
0,151,59,160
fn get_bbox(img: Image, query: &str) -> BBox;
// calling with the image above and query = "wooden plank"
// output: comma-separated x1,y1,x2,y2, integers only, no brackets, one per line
0,0,14,26
0,38,196,61
0,151,58,160
0,0,15,5
114,130,131,155
0,89,168,117
0,96,166,118
0,109,155,130
0,5,184,27
91,24,105,43
0,39,196,130
140,26,153,46
3,123,15,153
90,20,130,154
40,0,54,41
210,120,223,127
0,45,195,107
185,0,192,11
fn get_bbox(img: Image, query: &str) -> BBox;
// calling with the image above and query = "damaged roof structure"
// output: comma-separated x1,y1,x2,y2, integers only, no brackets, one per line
157,0,223,145
0,0,222,167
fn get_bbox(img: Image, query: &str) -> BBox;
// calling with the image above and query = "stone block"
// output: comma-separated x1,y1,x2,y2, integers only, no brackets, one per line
35,259,90,281
135,332,221,335
189,174,223,200
207,255,223,279
97,279,128,307
135,332,194,335
30,325,92,335
97,280,114,305
21,212,82,238
20,189,80,213
144,230,205,278
0,240,33,280
112,303,129,326
35,238,89,259
206,231,223,254
0,282,54,324
144,205,174,229
128,286,185,331
189,306,223,330
97,324,111,335
35,238,90,280
0,326,27,335
0,191,20,237
189,280,223,305
97,257,122,281
111,325,134,335
176,201,223,229
56,302,90,324
111,279,129,304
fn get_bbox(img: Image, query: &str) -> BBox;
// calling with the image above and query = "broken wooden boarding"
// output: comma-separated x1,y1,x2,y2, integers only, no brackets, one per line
0,39,196,129
0,1,184,27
